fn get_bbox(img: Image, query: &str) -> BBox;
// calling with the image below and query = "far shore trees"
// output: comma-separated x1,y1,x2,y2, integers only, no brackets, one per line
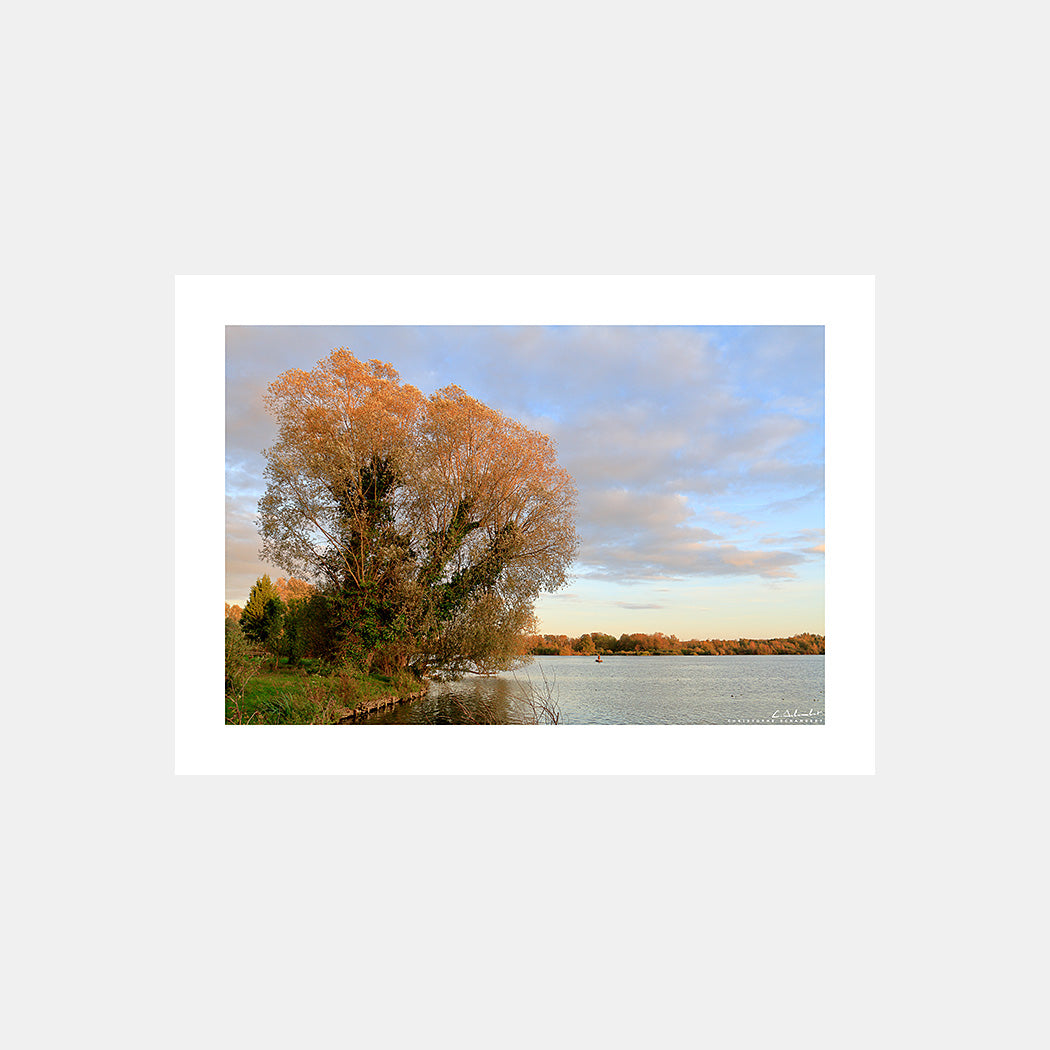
523,631,825,656
256,349,578,676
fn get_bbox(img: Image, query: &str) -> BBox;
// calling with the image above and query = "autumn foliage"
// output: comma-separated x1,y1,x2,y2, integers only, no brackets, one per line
256,349,578,675
524,632,825,656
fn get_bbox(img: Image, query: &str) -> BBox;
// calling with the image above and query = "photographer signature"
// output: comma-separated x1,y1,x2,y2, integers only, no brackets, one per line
772,708,819,718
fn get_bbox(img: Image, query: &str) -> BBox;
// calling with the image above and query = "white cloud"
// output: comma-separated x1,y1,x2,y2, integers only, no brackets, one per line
576,487,803,581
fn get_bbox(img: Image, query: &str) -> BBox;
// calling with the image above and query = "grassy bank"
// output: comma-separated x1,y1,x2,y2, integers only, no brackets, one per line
226,660,424,724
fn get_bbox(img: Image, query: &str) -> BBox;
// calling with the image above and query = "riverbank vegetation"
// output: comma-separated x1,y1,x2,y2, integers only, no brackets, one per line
225,610,423,724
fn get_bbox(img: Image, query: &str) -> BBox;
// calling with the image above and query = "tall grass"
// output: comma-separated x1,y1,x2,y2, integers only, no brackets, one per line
512,663,562,724
439,665,562,725
225,664,425,725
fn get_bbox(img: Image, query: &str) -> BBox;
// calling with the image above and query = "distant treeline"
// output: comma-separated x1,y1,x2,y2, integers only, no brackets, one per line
524,632,824,656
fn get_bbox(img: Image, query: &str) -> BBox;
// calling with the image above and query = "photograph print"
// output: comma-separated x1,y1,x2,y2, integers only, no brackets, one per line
225,325,824,726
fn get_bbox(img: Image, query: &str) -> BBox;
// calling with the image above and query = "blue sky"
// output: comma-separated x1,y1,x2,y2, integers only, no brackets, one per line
226,325,824,639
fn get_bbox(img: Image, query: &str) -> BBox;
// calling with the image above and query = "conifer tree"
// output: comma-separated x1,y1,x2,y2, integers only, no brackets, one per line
241,575,285,669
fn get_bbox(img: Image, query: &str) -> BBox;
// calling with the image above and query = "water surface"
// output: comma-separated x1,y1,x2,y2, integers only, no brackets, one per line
365,655,824,725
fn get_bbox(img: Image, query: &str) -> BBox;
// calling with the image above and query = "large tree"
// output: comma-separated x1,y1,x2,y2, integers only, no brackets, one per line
257,350,578,674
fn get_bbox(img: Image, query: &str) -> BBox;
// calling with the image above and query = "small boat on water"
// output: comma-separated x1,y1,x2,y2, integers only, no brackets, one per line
595,655,603,663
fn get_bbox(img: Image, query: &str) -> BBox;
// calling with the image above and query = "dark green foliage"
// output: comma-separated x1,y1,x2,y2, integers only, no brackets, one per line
281,598,307,667
260,449,558,678
417,498,482,592
307,458,527,676
258,597,285,670
241,574,279,644
322,456,419,671
241,575,286,670
432,521,519,623
302,591,355,668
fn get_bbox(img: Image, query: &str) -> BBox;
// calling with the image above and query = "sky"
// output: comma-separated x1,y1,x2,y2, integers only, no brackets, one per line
226,325,824,640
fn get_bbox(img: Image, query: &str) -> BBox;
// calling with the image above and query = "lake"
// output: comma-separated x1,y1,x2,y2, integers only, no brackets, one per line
362,654,825,725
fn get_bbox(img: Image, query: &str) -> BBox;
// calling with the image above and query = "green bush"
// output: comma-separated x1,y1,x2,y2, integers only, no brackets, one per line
225,617,257,698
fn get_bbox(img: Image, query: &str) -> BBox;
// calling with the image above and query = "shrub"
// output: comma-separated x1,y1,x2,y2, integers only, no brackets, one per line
225,617,257,698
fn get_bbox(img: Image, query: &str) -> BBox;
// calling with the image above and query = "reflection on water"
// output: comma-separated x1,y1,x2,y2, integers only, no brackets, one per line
367,675,527,724
360,655,825,725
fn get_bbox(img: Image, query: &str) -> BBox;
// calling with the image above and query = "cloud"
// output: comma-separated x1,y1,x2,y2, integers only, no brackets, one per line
576,487,803,581
707,509,764,530
522,338,822,524
225,493,284,604
758,528,825,547
555,405,695,491
483,326,722,421
762,486,824,514
226,325,825,598
581,547,803,582
225,378,277,459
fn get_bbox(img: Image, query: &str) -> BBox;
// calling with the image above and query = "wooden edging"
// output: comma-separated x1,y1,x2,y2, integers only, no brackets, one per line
337,687,428,723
